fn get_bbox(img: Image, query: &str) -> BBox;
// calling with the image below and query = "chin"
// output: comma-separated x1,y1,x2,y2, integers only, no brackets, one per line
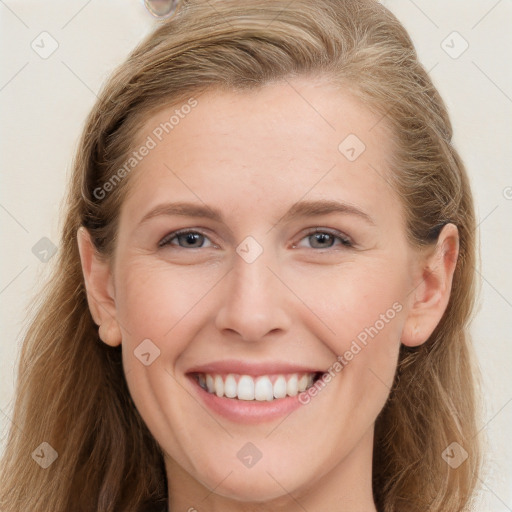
196,465,305,503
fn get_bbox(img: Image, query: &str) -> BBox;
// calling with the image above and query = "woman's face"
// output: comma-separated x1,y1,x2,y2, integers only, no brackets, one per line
106,79,425,508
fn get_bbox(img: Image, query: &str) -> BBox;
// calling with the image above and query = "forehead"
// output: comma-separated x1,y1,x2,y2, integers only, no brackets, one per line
120,79,400,228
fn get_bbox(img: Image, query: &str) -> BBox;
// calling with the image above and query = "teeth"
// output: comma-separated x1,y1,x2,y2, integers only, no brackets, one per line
238,375,255,400
214,375,224,398
197,372,317,401
298,374,309,392
254,376,274,401
224,374,237,398
287,374,298,396
206,374,214,393
273,376,287,399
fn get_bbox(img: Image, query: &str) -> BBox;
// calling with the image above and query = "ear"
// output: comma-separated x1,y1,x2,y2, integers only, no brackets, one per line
401,223,459,347
77,227,122,347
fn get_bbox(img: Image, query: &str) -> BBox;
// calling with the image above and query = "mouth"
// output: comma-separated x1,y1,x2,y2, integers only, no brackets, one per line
191,371,324,401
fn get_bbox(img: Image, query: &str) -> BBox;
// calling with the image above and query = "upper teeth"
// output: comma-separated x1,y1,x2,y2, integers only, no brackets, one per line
197,373,317,401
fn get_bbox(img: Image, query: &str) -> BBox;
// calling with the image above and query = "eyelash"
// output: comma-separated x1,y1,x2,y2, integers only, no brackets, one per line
158,228,354,250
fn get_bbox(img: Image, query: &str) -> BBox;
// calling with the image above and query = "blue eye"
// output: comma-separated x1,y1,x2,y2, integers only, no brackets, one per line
159,230,214,249
297,229,353,249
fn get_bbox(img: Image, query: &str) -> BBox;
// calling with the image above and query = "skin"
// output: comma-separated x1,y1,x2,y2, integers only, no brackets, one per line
78,77,459,512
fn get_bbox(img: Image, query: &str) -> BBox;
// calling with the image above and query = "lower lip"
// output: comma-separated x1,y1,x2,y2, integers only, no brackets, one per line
188,375,306,424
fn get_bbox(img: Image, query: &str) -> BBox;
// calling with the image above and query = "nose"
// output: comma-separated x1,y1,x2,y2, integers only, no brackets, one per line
214,249,292,342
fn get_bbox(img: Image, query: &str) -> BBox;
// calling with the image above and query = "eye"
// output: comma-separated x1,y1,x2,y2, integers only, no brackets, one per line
158,229,215,249
294,228,353,249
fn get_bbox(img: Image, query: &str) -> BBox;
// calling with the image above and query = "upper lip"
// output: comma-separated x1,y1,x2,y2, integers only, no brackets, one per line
186,359,325,377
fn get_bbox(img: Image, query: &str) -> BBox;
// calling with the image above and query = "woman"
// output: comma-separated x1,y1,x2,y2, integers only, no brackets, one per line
0,0,482,510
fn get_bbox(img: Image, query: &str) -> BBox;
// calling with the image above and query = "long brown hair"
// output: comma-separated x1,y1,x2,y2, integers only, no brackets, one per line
0,1,482,510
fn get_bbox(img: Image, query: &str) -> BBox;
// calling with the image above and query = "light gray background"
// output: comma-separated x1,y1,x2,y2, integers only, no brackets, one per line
1,1,511,509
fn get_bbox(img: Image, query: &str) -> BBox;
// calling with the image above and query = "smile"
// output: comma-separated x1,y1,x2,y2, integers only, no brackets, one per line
193,372,323,401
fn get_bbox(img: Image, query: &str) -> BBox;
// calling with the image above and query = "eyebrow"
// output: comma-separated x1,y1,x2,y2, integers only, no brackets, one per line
279,199,375,226
137,199,376,227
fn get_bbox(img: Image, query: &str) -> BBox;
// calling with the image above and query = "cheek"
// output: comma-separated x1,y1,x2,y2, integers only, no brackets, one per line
290,261,406,405
290,261,407,346
112,261,222,464
114,259,222,346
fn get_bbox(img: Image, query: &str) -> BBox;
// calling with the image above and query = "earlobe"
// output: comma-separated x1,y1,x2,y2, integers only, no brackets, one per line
401,223,459,348
77,227,122,347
